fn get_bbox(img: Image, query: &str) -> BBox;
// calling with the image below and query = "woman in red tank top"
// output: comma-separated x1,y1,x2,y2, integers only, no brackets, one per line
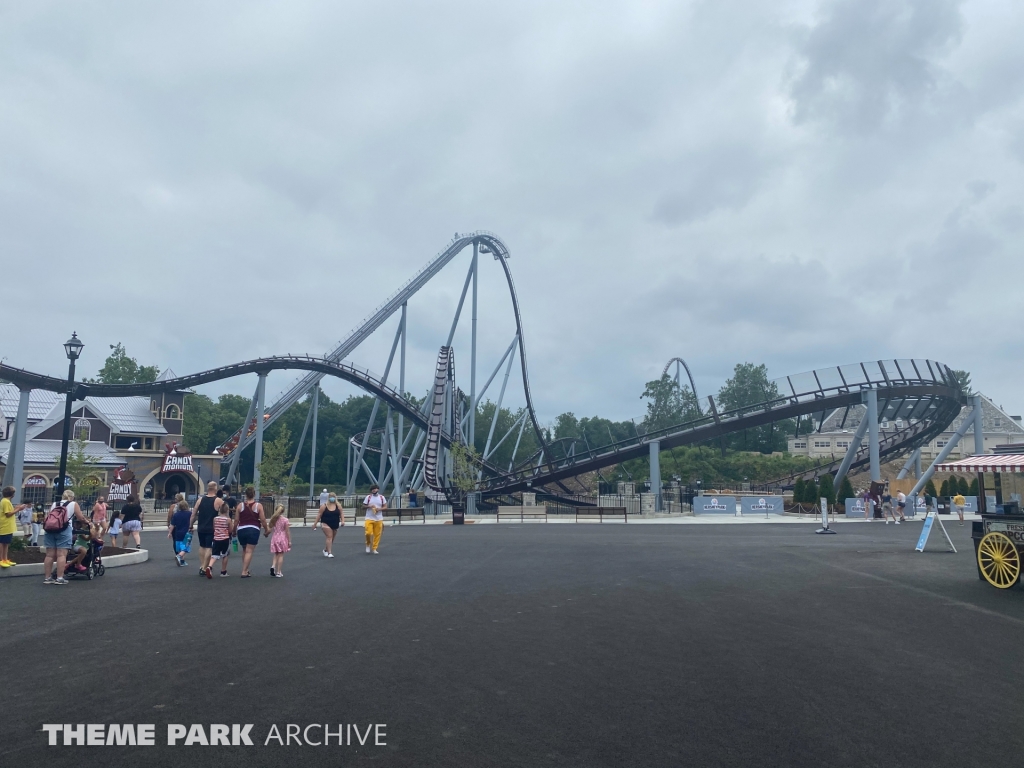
236,486,268,578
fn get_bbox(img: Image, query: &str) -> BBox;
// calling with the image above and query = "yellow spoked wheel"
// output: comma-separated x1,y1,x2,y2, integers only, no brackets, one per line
977,532,1021,589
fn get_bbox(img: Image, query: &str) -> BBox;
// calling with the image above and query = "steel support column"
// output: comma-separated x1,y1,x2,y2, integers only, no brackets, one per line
909,406,978,498
289,389,316,485
896,447,921,480
1,387,31,503
226,383,260,486
832,414,871,490
915,450,922,479
649,440,661,512
252,372,267,497
972,394,985,454
308,386,319,500
469,241,478,450
396,302,407,498
865,389,880,482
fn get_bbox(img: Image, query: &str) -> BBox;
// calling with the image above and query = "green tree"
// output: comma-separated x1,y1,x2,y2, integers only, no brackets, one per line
958,476,970,495
818,474,835,505
793,478,805,503
254,425,292,495
803,479,818,504
182,393,214,454
838,476,855,503
717,363,789,453
641,374,699,433
89,343,159,384
925,479,937,497
950,369,972,396
64,436,100,499
969,477,979,495
939,478,950,496
449,442,481,494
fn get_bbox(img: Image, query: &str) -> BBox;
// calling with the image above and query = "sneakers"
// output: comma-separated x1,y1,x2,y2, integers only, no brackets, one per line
895,521,901,525
270,567,276,577
323,550,329,558
43,577,55,584
74,564,87,572
365,546,371,554
220,571,228,577
199,567,206,577
372,549,379,555
0,560,12,568
205,566,213,580
885,520,890,525
327,552,334,558
274,572,283,578
54,578,67,585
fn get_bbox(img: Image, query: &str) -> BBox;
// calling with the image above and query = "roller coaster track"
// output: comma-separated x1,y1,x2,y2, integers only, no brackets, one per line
215,231,548,461
480,360,965,494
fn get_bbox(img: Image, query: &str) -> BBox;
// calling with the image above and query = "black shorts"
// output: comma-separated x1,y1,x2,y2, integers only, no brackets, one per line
211,539,230,558
237,527,261,548
322,512,340,530
197,530,214,549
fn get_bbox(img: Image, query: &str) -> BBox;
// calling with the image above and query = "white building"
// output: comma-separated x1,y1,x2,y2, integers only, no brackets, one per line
787,394,1023,461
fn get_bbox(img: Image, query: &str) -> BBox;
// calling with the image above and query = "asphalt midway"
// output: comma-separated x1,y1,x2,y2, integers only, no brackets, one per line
3,521,1024,768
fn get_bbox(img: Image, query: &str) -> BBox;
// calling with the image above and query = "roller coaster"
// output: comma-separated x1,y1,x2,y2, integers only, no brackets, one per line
0,231,965,506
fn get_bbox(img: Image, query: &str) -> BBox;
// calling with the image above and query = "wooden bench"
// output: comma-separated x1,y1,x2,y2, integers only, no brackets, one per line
496,505,548,523
575,506,627,523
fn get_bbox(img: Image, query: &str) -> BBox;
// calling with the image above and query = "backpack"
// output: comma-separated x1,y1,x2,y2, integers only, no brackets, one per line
44,502,69,533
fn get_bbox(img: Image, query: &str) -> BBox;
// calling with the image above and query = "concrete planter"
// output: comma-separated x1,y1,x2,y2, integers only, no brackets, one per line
0,548,149,579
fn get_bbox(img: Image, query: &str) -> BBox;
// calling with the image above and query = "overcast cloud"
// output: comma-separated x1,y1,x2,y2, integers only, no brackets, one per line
2,0,1023,425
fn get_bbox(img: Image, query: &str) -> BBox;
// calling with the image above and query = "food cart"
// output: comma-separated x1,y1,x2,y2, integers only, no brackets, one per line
936,451,1024,589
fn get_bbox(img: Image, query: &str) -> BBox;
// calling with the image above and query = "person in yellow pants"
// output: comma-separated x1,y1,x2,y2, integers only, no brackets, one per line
363,484,387,554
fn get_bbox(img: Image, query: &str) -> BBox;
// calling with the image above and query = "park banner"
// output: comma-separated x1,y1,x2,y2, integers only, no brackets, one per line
845,497,866,517
740,496,784,515
695,496,735,515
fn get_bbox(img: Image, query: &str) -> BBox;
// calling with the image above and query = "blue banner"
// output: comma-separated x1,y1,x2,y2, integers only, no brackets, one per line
915,513,934,552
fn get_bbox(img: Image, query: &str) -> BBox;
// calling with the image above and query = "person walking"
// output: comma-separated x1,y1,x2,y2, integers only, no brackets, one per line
210,501,234,576
1,487,30,568
168,499,192,566
236,486,268,578
319,488,329,508
312,492,344,557
859,489,872,520
107,504,122,548
882,491,899,525
90,493,109,533
42,490,88,584
268,504,291,577
896,490,907,521
190,481,223,579
120,494,144,549
363,484,387,555
953,490,967,526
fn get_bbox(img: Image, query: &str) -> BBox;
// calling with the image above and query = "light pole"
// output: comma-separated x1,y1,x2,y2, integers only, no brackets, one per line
55,333,84,500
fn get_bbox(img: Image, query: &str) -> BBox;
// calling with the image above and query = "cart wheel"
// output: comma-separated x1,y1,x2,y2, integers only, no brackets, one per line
96,564,105,577
977,532,1021,589
86,565,94,580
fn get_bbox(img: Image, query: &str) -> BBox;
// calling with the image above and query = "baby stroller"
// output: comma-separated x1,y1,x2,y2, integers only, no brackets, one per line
60,524,106,581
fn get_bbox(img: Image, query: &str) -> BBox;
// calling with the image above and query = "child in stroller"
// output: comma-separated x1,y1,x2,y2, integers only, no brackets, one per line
61,520,105,580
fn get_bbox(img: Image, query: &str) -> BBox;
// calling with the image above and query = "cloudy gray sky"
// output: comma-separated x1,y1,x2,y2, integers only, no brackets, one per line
2,0,1023,425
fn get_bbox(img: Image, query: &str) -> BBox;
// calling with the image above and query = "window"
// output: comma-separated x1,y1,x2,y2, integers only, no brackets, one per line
165,404,180,420
144,438,153,450
994,417,1002,427
836,441,850,449
793,442,807,449
115,436,141,450
936,439,947,448
814,440,830,448
895,419,903,428
74,418,91,441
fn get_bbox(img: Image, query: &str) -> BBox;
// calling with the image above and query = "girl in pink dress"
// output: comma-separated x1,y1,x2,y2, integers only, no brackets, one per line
268,505,291,578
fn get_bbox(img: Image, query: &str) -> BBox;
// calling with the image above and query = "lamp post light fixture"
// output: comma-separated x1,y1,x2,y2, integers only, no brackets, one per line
55,332,84,500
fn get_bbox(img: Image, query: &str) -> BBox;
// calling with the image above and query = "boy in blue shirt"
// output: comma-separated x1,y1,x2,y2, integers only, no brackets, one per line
167,500,192,566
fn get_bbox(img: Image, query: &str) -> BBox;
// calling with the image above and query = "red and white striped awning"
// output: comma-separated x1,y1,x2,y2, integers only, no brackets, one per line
935,455,1024,473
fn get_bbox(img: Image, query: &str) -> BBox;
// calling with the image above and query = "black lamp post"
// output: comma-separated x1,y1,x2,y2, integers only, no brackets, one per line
55,332,84,500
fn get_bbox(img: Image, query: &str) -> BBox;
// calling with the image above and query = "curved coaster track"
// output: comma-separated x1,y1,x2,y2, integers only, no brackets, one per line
0,231,965,499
